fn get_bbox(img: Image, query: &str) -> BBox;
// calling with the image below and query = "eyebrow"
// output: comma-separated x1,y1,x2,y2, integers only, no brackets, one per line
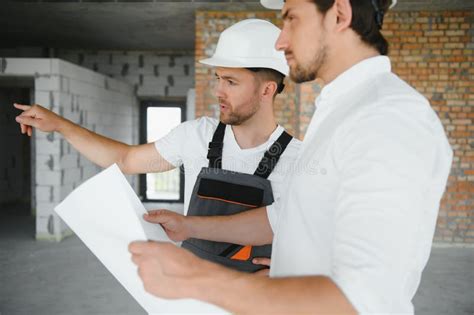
215,73,239,81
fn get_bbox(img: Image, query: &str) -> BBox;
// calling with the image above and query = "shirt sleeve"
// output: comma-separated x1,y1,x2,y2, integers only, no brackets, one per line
266,202,280,233
329,107,450,313
267,138,301,233
154,120,195,167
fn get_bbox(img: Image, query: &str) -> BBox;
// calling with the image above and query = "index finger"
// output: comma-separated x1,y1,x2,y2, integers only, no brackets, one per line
13,103,32,111
146,209,169,217
143,209,171,223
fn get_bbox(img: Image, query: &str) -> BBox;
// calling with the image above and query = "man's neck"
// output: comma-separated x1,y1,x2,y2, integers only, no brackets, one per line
320,43,380,85
231,114,278,150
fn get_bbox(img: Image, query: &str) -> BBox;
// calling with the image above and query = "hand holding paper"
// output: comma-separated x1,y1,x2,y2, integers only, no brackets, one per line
55,164,226,314
129,240,226,300
143,210,191,242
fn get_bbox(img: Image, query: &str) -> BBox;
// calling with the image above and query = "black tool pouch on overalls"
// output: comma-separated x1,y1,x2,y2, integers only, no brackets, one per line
181,122,293,272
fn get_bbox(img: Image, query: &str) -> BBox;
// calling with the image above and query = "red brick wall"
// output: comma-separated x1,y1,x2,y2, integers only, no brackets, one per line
195,10,474,244
384,11,474,244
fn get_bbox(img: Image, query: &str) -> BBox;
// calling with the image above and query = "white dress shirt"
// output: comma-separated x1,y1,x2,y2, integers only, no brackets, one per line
270,56,453,314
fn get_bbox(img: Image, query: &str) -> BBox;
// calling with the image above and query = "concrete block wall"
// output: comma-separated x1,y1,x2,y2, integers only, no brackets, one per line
195,10,474,245
1,58,138,241
56,50,194,99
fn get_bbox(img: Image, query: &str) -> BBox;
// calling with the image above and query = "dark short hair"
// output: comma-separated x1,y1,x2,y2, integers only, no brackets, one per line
247,68,286,96
312,0,391,55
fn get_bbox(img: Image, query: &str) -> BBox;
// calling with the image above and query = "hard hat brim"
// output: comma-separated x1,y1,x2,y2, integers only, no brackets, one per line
260,0,284,10
200,56,289,77
260,0,396,10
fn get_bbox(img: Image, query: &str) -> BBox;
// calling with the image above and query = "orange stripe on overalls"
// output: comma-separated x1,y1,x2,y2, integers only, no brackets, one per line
231,245,252,261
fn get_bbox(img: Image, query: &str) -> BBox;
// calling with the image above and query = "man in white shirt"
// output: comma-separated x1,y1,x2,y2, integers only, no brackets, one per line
14,19,300,271
129,0,453,313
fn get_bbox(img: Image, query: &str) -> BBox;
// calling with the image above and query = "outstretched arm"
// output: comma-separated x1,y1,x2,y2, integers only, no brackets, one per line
145,207,273,246
14,103,174,174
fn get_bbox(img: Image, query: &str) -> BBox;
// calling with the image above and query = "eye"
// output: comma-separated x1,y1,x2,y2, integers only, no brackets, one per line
227,80,236,86
284,13,294,22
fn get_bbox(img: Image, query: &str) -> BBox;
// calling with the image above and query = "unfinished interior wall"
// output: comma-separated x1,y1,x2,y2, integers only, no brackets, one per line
195,10,474,245
56,50,194,99
1,58,138,241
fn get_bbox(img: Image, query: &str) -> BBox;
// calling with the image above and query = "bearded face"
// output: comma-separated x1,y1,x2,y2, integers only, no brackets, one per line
213,68,262,126
276,0,330,84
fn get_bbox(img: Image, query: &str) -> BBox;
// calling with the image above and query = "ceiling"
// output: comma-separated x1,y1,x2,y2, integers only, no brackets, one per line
1,0,472,51
1,1,262,51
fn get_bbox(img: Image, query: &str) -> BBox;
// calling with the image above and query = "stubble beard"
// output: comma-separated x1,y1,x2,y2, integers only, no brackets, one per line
219,83,261,125
290,43,328,84
220,98,260,125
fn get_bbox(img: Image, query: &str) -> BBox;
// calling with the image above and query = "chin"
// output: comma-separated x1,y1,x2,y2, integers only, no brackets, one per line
219,113,227,122
219,114,231,125
290,69,317,84
220,115,242,126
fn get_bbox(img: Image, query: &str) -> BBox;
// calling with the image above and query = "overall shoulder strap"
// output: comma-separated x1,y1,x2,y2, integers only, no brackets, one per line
207,122,226,169
254,130,293,179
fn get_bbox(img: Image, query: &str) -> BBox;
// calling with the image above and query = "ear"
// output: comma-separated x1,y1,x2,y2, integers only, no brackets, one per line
261,81,278,100
334,0,352,32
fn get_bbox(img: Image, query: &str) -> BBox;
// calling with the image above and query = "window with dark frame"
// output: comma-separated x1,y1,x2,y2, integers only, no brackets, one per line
140,100,186,203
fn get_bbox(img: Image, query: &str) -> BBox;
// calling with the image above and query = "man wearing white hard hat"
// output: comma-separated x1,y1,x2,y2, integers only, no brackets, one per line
14,19,300,272
129,0,453,314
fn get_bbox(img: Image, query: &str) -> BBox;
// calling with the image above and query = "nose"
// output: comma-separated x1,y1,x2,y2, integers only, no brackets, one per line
275,26,288,52
214,80,225,99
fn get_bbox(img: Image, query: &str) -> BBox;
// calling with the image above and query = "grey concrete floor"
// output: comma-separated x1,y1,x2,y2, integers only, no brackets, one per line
1,215,473,315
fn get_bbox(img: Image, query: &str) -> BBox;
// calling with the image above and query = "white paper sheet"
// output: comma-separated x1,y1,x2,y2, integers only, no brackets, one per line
55,164,226,314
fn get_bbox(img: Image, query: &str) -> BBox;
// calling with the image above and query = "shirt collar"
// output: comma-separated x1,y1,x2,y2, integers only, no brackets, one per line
227,124,284,152
315,56,392,108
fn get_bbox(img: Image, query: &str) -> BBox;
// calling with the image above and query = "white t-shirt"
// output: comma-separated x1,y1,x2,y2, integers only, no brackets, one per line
154,117,300,229
270,56,453,314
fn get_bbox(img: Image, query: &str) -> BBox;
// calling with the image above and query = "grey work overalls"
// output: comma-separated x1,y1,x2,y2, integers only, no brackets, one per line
181,122,293,272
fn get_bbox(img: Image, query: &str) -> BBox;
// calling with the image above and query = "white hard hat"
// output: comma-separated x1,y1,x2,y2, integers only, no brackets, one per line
199,19,289,76
260,0,397,10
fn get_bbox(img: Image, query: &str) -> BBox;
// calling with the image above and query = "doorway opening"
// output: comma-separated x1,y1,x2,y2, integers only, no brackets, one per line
0,77,34,237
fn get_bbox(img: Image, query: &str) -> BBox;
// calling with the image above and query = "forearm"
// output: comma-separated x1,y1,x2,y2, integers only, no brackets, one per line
58,119,131,172
186,207,273,245
197,268,356,314
15,104,174,175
